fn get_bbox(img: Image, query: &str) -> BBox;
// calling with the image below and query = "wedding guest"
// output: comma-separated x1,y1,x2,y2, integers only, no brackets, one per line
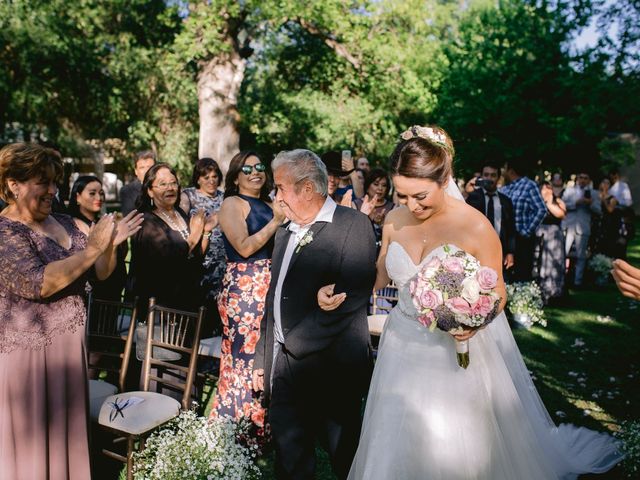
597,178,629,258
356,156,370,173
68,175,127,300
352,168,366,199
120,150,156,215
321,151,357,205
562,171,601,288
500,162,547,281
180,158,226,334
0,143,141,480
551,172,565,198
211,151,284,448
466,162,516,273
536,182,567,303
608,169,633,208
130,163,212,316
353,168,394,247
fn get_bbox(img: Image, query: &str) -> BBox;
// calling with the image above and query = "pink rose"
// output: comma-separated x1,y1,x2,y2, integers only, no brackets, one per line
446,297,472,315
471,294,494,317
418,289,443,310
419,257,441,279
476,267,498,291
442,257,464,274
417,310,435,329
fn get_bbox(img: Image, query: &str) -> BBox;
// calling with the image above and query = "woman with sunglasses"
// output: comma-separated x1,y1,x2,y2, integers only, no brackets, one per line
130,163,214,318
210,151,285,449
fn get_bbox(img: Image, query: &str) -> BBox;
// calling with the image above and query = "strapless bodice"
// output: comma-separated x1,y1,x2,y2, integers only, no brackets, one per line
386,242,471,319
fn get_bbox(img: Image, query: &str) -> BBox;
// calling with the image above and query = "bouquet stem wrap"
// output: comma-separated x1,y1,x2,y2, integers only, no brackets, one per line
455,339,469,369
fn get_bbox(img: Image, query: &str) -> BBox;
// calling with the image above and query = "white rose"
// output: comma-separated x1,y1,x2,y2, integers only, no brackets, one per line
460,277,480,304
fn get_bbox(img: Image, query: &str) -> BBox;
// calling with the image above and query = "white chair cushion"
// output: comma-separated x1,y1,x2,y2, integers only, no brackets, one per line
98,391,180,435
89,379,118,421
198,336,222,358
368,314,388,336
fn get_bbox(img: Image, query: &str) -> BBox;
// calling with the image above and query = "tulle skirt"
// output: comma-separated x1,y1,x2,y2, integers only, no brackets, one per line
348,310,622,480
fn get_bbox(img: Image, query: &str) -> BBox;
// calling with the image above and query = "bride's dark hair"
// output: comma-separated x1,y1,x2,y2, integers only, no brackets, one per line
389,125,454,185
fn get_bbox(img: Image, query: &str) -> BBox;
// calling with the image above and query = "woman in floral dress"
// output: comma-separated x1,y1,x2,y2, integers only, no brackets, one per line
211,151,284,448
180,158,226,333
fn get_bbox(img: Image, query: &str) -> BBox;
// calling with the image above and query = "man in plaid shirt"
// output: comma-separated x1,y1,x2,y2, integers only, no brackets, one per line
500,162,547,281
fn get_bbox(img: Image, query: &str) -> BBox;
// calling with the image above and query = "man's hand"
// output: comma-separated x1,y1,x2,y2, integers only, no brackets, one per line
318,284,347,311
252,369,265,392
504,253,514,270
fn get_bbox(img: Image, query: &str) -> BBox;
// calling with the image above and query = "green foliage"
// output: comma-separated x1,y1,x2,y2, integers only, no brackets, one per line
1,0,638,178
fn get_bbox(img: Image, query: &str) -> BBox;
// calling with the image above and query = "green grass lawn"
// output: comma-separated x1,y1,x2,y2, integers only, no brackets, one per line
112,240,640,479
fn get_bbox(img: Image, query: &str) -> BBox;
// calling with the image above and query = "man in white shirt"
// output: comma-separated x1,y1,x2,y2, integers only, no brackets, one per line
562,172,601,287
608,169,633,208
253,149,376,480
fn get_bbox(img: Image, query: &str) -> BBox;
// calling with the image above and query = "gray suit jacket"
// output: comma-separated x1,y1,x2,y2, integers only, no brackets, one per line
561,186,601,235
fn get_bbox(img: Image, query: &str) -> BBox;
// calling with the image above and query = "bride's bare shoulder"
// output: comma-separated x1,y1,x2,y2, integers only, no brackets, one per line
451,201,500,245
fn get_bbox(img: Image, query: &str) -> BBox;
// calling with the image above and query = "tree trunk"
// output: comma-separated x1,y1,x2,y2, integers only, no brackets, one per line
197,50,245,175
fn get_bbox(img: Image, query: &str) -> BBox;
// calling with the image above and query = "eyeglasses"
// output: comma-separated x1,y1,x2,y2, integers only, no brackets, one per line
241,163,267,175
152,181,179,190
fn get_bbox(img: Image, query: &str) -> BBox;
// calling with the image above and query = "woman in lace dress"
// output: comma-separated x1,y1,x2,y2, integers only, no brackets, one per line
321,126,622,479
0,143,142,479
180,158,226,333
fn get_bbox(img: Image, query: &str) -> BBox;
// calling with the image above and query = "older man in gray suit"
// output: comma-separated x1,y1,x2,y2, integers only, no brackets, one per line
562,171,601,287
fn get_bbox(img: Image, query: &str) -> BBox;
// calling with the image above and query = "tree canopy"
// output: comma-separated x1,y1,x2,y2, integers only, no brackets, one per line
0,0,637,179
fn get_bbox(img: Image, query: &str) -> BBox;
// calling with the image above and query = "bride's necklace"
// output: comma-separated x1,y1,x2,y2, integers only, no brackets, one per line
157,209,189,241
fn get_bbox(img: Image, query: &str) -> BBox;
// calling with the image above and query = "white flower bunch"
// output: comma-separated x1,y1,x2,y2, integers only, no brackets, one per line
506,281,547,327
615,420,640,478
588,254,614,277
133,410,261,480
399,125,451,153
295,230,314,253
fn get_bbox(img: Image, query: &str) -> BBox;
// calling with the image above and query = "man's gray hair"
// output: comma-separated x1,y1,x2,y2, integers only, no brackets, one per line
271,149,328,196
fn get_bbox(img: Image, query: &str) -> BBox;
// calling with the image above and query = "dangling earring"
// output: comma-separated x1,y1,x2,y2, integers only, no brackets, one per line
150,197,154,207
13,191,19,201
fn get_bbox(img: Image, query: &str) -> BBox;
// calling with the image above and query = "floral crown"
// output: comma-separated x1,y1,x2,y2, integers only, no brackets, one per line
399,125,452,154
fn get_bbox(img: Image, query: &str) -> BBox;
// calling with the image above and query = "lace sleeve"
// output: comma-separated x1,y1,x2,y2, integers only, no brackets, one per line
0,222,45,300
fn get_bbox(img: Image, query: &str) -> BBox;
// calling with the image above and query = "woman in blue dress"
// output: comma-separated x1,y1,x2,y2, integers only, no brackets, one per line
210,151,284,448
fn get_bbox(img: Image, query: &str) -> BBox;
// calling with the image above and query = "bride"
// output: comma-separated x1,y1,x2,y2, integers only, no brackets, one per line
319,125,622,479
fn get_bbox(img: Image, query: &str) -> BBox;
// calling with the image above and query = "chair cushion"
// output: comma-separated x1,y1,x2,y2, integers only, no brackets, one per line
367,314,388,336
98,391,180,435
89,379,118,421
198,336,222,358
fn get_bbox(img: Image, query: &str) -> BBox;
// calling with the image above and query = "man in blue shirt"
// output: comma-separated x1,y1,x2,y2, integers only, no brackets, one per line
500,162,547,281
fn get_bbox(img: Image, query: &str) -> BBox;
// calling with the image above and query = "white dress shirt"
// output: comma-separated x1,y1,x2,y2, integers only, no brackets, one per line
609,181,633,207
273,196,337,345
483,189,502,237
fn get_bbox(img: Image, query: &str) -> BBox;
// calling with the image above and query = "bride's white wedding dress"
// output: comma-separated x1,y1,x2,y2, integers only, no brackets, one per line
348,242,622,480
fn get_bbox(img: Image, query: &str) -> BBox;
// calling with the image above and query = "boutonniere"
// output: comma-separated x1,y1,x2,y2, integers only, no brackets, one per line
295,230,314,253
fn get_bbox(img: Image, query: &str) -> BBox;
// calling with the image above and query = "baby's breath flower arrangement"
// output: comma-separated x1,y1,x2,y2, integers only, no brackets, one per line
133,410,261,480
589,254,614,285
616,420,640,478
506,281,546,328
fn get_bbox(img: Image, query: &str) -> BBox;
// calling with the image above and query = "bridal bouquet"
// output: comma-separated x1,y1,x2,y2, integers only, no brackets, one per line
408,245,501,369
